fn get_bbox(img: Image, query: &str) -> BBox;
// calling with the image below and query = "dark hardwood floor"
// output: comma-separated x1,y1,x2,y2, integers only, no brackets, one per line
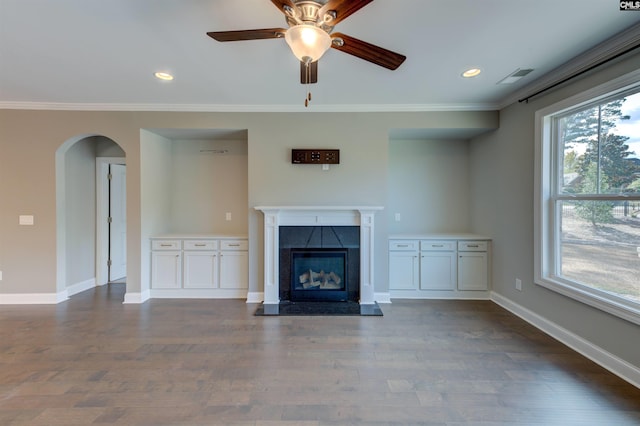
1,284,639,425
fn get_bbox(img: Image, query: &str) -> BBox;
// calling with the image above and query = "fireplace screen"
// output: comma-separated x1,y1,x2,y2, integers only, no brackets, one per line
290,248,348,301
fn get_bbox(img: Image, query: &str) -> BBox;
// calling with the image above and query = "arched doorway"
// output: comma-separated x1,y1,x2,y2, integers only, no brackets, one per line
56,135,126,301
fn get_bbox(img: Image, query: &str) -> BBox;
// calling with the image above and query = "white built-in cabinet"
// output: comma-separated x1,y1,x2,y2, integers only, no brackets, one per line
151,236,248,298
389,234,491,299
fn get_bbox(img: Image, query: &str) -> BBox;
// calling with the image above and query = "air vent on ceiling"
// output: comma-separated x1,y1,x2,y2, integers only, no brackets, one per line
497,68,534,84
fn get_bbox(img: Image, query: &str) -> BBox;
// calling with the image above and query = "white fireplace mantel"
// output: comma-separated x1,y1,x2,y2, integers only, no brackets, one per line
254,206,383,305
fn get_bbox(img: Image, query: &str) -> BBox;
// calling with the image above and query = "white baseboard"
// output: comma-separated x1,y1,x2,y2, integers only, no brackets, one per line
246,292,264,303
0,292,68,304
390,289,491,300
123,289,150,304
491,291,640,389
66,278,96,297
375,292,392,304
149,288,247,299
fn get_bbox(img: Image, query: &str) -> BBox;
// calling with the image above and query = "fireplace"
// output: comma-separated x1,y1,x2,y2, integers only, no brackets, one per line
290,248,348,301
255,206,383,306
279,226,359,302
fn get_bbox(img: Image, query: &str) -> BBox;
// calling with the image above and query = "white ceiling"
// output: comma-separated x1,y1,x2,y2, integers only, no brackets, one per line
1,0,639,112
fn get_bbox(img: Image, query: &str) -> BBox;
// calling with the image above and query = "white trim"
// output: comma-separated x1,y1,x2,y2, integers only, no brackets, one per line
534,68,640,325
66,278,96,297
254,206,383,305
246,292,264,304
0,292,68,304
123,289,150,304
535,68,640,118
374,292,392,304
389,290,491,300
491,292,640,389
0,102,498,113
149,289,248,299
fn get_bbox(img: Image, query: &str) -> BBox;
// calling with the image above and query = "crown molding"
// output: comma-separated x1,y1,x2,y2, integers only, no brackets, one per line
498,22,640,109
0,101,498,113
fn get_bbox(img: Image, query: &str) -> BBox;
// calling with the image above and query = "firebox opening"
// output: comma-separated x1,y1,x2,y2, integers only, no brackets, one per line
290,248,348,302
279,225,360,303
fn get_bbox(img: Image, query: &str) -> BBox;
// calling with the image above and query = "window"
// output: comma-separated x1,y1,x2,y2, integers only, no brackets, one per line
535,70,640,324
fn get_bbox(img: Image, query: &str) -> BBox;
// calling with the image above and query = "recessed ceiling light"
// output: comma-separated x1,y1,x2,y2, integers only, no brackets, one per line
154,72,174,81
462,68,481,78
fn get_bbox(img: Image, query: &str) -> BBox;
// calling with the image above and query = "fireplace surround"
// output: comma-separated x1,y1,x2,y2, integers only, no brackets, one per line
255,206,383,307
280,226,359,302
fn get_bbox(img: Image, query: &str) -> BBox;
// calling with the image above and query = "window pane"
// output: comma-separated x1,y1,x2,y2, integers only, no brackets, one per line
560,105,599,194
560,93,640,195
560,200,640,303
612,91,640,193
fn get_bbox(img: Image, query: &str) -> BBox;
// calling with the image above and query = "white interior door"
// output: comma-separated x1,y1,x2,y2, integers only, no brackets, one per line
109,164,126,281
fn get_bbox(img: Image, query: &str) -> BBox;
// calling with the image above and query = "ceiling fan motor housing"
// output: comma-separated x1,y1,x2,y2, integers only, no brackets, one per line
285,0,335,33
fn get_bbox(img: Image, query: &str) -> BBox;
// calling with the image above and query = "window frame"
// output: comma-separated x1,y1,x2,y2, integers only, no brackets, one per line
534,69,640,325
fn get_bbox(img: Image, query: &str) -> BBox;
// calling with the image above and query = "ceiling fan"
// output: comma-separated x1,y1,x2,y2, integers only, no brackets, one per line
207,0,406,87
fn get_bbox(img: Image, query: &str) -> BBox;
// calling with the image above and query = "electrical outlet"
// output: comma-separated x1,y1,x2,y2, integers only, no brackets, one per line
225,212,232,221
394,213,401,222
19,215,34,225
515,278,522,291
0,270,2,281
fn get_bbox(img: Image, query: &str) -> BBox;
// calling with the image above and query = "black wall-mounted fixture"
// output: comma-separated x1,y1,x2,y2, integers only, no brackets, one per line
292,149,340,164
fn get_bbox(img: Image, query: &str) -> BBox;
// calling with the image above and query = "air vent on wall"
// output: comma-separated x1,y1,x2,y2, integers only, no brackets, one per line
497,68,534,84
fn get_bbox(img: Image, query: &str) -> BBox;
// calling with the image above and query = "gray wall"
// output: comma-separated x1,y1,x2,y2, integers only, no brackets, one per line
64,138,97,287
0,110,496,298
468,52,640,367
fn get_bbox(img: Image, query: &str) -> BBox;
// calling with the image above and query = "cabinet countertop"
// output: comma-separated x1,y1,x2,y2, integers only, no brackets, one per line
389,233,491,240
151,234,248,240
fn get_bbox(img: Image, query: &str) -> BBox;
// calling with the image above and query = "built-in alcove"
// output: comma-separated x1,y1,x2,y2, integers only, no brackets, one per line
140,129,250,299
141,129,248,235
387,136,472,234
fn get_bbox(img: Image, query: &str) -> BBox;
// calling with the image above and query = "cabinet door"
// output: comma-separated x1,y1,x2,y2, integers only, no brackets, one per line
183,251,218,288
219,251,248,289
389,251,419,290
457,252,488,290
151,251,182,289
420,252,456,290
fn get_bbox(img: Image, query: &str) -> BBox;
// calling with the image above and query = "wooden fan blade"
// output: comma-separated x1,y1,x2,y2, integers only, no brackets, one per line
207,28,286,42
331,32,406,70
318,0,373,25
300,61,318,84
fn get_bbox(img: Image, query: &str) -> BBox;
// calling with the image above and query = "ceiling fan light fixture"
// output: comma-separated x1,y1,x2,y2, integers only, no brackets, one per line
284,25,331,63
